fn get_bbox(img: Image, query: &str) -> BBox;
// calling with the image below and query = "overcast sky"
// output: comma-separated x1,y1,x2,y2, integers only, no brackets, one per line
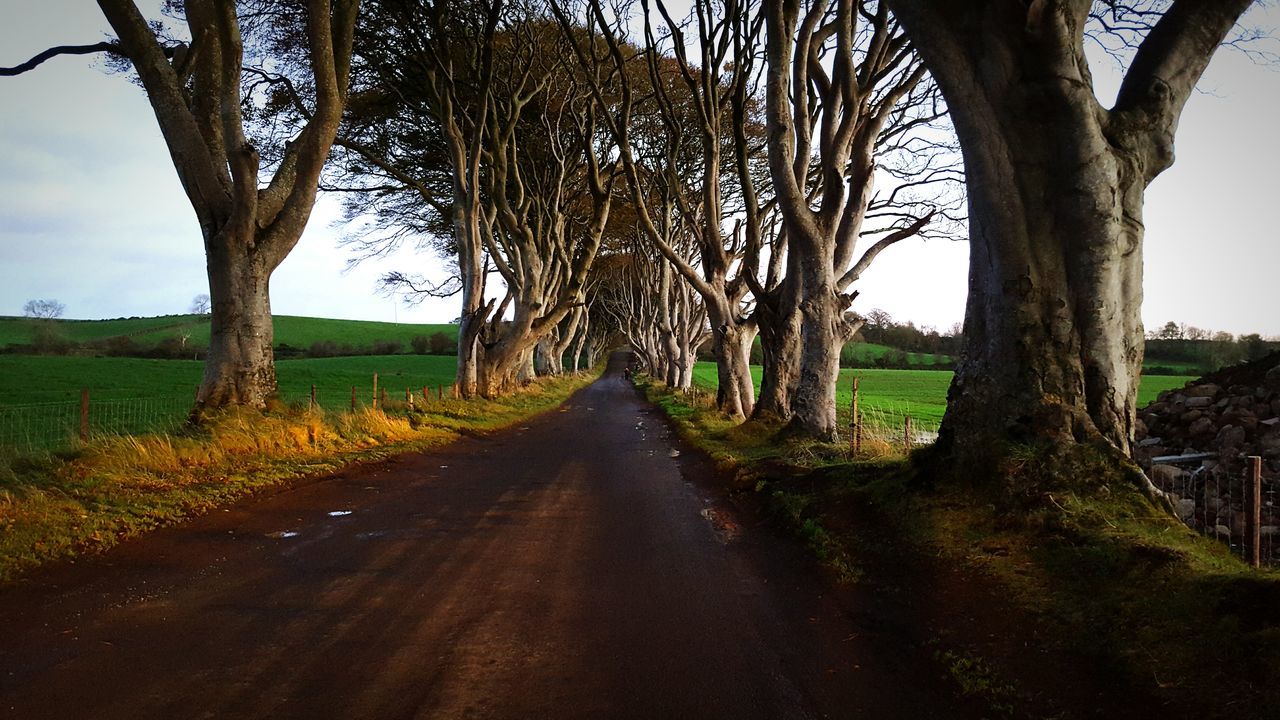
1,2,1277,336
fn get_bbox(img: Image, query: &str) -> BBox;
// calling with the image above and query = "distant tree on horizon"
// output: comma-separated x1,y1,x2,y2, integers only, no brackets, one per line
23,298,65,320
189,294,211,315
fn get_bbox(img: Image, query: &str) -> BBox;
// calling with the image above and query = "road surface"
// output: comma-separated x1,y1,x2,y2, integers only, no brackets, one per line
0,352,970,719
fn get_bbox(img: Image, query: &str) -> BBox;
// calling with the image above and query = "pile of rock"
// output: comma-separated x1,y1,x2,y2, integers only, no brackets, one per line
1134,352,1280,547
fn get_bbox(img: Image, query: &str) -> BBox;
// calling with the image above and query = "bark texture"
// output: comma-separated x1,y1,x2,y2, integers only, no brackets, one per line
884,0,1255,455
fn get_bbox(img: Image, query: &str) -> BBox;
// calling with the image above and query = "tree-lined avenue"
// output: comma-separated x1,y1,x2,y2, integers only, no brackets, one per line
0,353,969,719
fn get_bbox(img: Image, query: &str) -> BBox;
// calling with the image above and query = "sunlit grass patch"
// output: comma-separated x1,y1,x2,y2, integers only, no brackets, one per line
0,370,598,581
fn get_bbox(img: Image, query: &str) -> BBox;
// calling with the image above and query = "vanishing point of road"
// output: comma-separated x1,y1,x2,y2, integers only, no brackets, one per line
0,353,971,719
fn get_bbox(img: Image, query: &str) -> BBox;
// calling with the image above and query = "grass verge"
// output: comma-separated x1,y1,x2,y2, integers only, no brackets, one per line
639,377,1280,720
0,371,597,582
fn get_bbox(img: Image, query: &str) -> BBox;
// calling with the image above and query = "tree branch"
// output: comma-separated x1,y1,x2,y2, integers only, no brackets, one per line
0,42,123,76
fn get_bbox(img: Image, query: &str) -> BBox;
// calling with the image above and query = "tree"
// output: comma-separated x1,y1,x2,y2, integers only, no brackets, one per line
189,293,212,315
3,1,361,411
1240,333,1269,361
337,1,619,397
22,299,65,320
882,0,1257,457
1156,321,1184,341
760,0,953,439
1184,325,1209,341
555,0,769,419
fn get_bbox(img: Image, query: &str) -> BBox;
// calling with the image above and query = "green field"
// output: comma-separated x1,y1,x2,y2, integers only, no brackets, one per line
0,355,458,408
0,314,457,350
839,341,949,366
692,362,1196,427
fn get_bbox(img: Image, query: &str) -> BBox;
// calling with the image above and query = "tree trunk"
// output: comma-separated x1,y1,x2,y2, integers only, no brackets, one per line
752,280,801,423
786,250,853,441
883,0,1256,459
570,314,589,371
453,201,486,398
707,300,756,418
940,125,1145,454
197,234,276,409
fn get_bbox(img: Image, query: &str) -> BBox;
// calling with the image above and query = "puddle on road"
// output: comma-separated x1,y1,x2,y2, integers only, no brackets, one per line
267,531,300,539
699,507,741,543
327,510,353,517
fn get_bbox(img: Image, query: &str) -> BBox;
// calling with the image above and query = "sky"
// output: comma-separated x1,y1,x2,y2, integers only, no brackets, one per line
0,2,1277,337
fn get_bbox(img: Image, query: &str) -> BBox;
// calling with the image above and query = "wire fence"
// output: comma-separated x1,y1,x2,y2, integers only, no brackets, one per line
1147,455,1276,567
679,377,940,454
838,402,940,450
0,395,193,454
0,378,463,456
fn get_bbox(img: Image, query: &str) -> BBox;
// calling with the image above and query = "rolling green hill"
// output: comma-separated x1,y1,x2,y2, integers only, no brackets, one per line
0,315,457,351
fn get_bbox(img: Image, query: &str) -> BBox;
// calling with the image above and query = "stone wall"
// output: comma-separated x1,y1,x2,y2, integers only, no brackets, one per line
1134,353,1280,553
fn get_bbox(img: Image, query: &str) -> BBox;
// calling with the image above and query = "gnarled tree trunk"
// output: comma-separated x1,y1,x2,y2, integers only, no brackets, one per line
884,0,1256,456
708,300,756,418
200,238,277,406
787,252,856,440
752,280,801,423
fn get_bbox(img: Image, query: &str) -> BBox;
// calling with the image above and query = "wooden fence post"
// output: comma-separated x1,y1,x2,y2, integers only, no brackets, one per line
351,386,357,412
372,373,379,410
380,388,387,409
1248,456,1262,569
422,385,429,404
850,376,860,453
903,415,912,455
406,387,413,410
309,384,316,411
79,389,89,443
438,384,444,401
854,412,862,455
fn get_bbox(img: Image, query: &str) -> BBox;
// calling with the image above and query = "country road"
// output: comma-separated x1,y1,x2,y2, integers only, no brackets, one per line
0,352,972,719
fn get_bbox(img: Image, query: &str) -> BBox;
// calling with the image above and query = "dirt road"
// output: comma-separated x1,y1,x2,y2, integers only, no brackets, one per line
0,353,971,719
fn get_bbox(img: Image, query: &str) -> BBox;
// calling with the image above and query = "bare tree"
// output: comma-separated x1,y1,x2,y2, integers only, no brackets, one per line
22,299,66,320
189,293,212,315
336,0,619,396
3,1,361,411
336,0,500,396
883,0,1257,456
554,0,771,419
760,0,954,439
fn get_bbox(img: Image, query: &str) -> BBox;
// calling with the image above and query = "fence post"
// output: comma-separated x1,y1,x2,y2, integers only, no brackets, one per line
438,384,444,401
380,388,387,409
903,415,912,455
406,387,413,410
854,412,862,455
850,376,860,453
351,386,357,412
79,389,90,443
422,385,429,404
309,384,316,411
372,373,379,410
1248,456,1262,569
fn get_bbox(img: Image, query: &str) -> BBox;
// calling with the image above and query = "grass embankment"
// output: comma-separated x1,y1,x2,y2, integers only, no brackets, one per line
0,354,460,406
640,377,1280,719
0,371,597,582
